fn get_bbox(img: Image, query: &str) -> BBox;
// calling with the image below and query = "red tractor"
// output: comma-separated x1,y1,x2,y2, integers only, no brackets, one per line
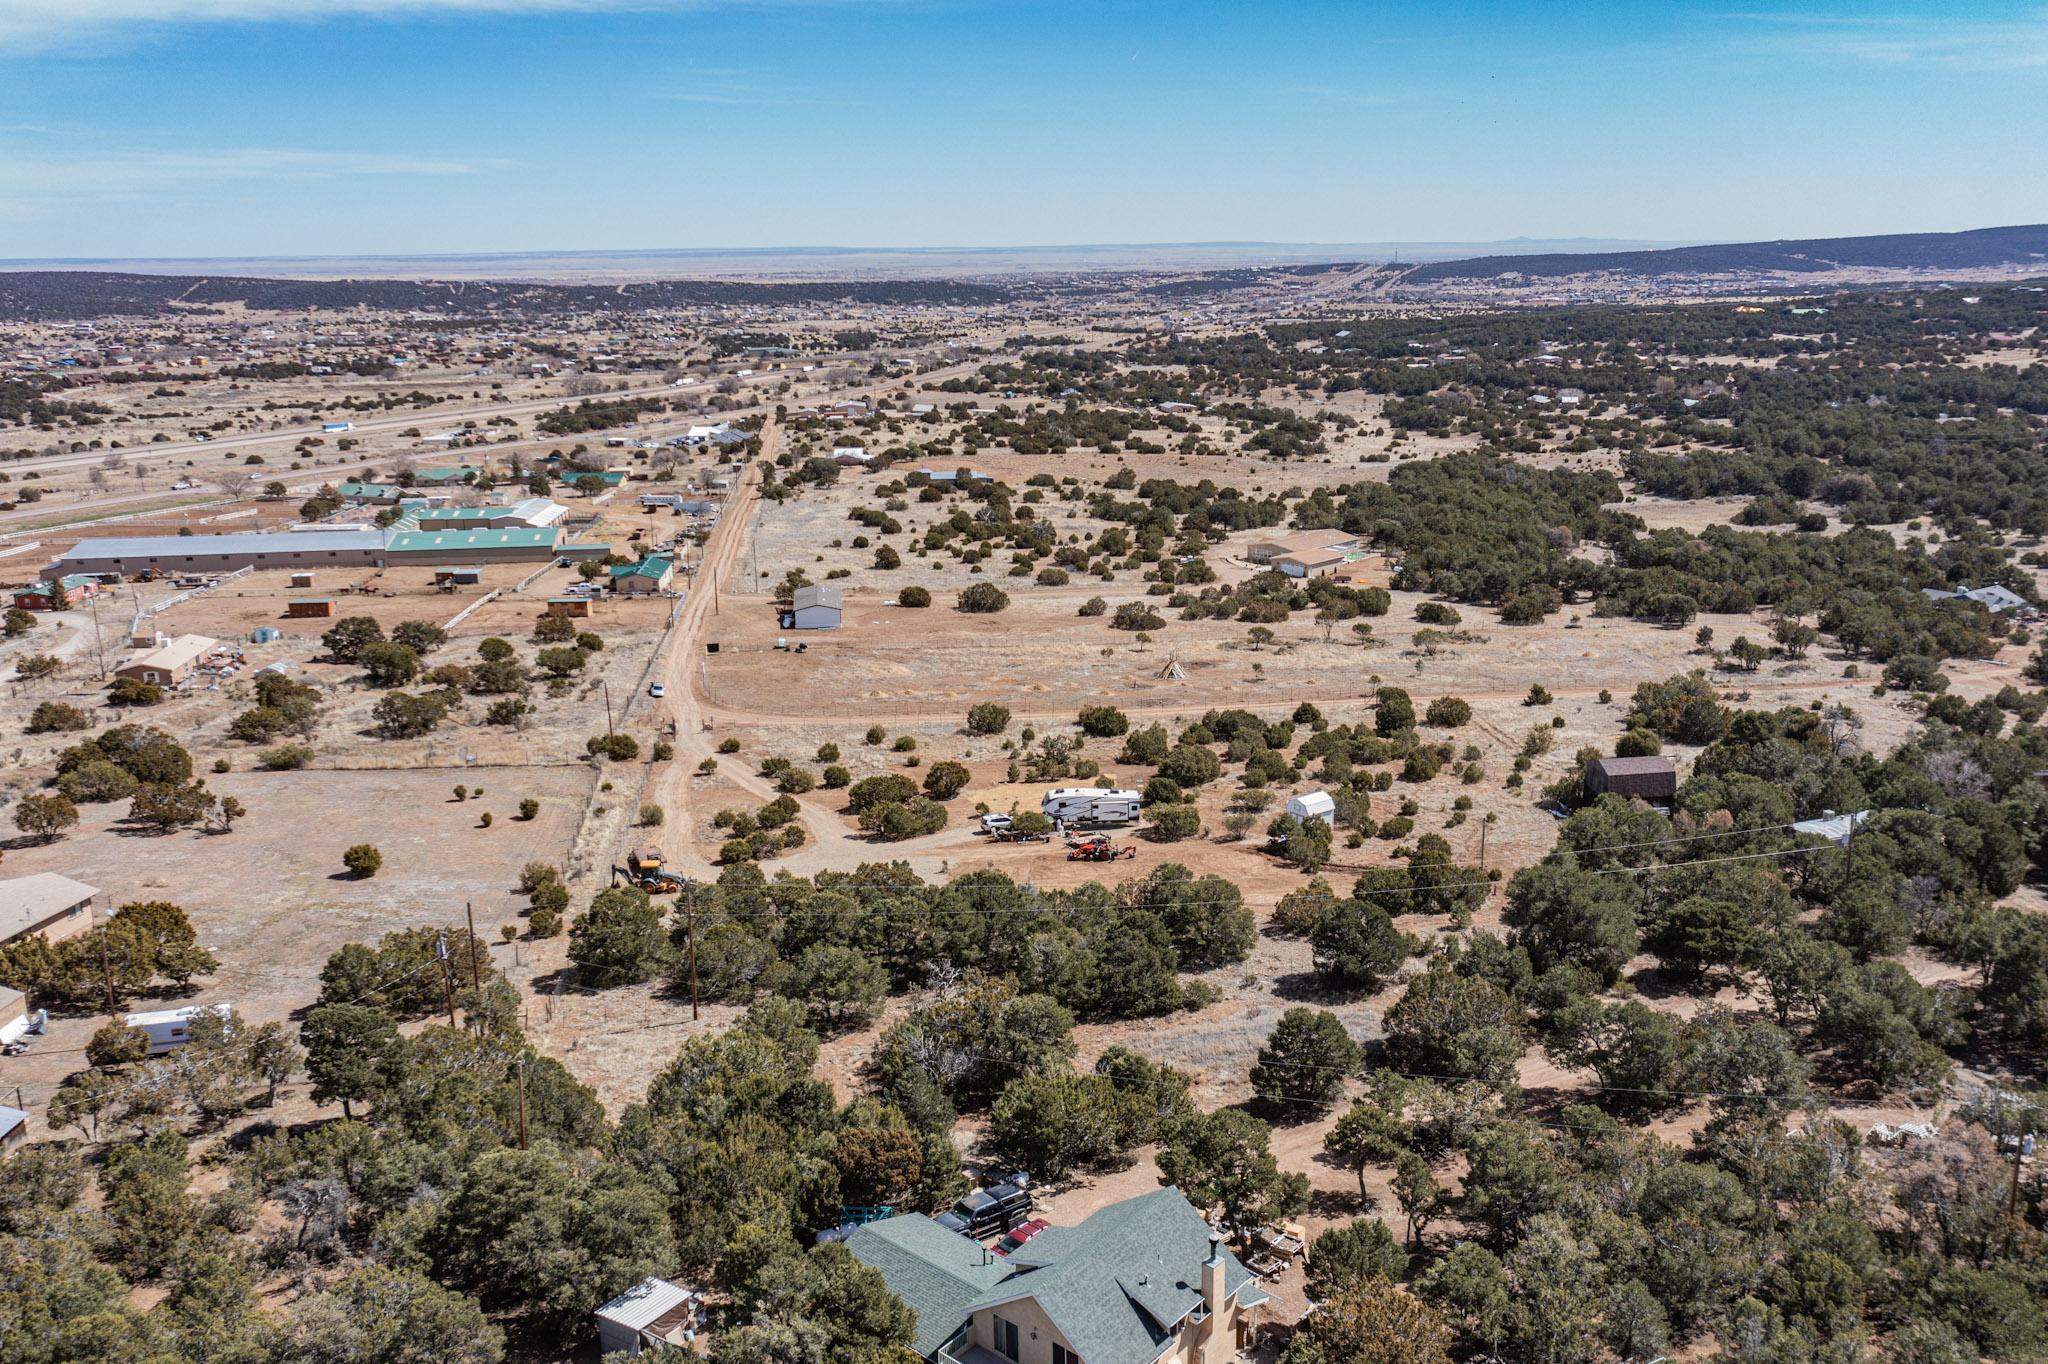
1067,840,1136,862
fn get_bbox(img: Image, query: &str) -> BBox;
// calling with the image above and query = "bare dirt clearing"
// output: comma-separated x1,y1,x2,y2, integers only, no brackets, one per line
4,763,591,1108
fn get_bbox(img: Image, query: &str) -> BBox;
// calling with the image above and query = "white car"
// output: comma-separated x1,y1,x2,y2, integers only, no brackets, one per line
648,683,666,699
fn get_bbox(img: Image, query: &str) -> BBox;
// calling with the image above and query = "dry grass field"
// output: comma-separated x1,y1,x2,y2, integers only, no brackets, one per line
1,764,593,1109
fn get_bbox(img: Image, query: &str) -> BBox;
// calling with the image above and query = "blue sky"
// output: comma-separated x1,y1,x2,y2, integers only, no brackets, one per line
1,0,2044,258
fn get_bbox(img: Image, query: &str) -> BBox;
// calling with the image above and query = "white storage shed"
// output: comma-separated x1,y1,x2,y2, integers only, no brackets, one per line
1285,790,1337,825
595,1278,702,1357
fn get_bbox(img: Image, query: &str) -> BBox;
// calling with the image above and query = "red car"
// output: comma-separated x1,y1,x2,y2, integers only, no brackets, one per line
993,1219,1050,1257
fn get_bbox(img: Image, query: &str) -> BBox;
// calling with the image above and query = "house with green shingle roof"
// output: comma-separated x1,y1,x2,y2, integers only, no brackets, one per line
607,556,675,594
844,1212,1012,1359
335,480,406,504
847,1187,1268,1364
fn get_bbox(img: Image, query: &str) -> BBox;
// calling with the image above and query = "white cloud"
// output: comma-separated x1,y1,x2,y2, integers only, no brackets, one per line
0,0,888,52
0,146,506,199
1725,8,2048,70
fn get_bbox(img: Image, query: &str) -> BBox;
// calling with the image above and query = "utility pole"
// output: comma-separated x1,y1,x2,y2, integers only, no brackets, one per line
602,680,614,737
515,1057,529,1151
87,592,107,677
435,933,458,1030
99,929,116,1019
1477,818,1488,873
685,883,699,1021
2010,1131,2035,1256
464,901,482,992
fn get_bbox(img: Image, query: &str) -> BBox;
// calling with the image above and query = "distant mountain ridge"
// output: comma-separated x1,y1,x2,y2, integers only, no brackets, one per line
5,224,2044,320
1400,224,2048,283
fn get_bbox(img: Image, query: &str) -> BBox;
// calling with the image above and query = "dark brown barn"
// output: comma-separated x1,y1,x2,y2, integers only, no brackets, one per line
1584,755,1677,802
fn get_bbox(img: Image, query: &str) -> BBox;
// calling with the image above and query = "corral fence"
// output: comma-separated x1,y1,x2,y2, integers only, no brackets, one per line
129,565,254,637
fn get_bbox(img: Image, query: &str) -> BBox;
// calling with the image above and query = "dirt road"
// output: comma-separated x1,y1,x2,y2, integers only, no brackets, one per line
637,417,874,877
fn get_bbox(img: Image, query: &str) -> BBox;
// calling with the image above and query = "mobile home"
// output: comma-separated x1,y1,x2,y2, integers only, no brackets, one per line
124,1003,233,1056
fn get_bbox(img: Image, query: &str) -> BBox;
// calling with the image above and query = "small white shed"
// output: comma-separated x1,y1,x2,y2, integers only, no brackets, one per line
0,985,41,1047
596,1278,702,1357
1285,790,1337,825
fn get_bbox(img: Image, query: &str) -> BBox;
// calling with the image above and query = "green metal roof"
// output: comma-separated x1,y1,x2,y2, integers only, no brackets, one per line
412,466,481,482
385,527,560,553
20,575,96,596
608,557,674,580
411,506,503,522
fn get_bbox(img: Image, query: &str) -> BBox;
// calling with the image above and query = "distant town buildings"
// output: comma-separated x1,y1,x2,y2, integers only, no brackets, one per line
45,497,571,578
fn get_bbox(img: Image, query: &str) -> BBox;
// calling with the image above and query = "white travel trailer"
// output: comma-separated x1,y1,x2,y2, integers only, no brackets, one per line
1040,787,1142,826
124,1003,233,1056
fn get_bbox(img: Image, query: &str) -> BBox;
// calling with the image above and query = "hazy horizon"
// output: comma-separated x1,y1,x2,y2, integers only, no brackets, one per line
0,236,1721,281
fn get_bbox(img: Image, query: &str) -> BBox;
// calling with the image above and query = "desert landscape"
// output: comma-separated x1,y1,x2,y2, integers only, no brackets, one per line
3,258,2045,1364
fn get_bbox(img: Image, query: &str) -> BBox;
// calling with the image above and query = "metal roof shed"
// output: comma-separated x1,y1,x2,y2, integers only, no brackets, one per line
1584,755,1677,802
785,583,842,629
1792,809,1868,847
0,1104,26,1159
1285,790,1337,825
595,1278,701,1357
